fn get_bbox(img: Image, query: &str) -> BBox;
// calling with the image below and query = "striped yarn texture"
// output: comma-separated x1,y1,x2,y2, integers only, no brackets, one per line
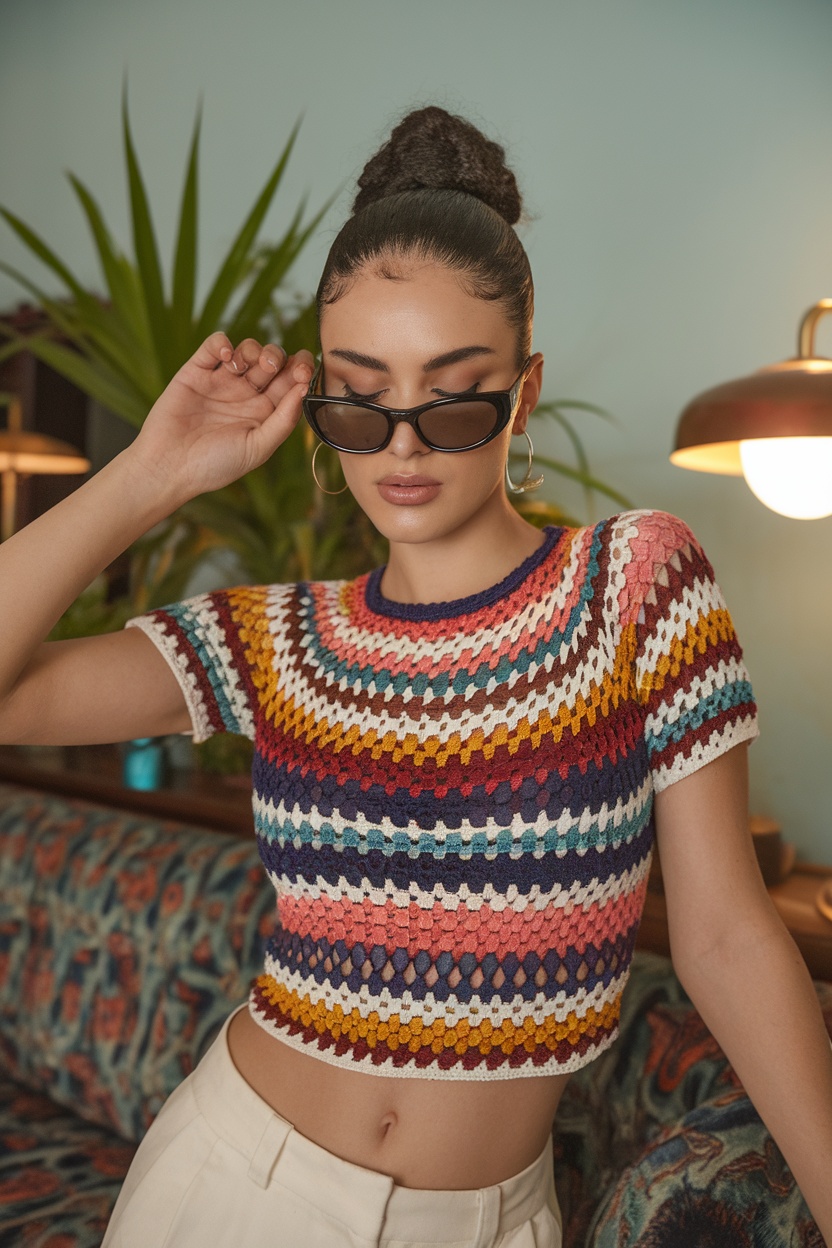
127,510,758,1080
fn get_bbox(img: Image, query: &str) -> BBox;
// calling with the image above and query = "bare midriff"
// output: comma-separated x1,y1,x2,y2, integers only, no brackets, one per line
227,1006,571,1191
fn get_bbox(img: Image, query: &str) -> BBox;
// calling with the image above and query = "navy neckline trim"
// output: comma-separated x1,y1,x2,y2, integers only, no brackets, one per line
364,526,562,622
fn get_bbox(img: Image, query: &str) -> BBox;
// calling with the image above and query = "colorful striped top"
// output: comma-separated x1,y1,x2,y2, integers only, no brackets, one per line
126,509,758,1080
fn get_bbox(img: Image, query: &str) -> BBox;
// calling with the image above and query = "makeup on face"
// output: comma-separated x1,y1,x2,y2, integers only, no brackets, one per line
305,348,529,458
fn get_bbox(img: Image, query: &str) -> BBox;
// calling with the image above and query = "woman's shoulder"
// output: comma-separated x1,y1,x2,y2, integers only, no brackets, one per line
588,507,701,545
574,508,706,568
557,510,716,627
146,572,362,630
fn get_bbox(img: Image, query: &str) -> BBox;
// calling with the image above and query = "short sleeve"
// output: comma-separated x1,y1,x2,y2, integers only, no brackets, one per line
631,511,759,792
126,588,261,743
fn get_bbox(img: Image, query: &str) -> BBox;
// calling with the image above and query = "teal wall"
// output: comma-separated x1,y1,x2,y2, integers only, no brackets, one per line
2,0,832,860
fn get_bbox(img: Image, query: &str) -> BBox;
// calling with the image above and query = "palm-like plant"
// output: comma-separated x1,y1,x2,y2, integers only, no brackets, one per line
0,94,328,424
0,93,344,615
0,92,630,623
518,398,631,528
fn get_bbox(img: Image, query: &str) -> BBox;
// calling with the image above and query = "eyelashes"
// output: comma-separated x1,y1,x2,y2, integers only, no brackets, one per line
342,383,481,402
343,384,384,401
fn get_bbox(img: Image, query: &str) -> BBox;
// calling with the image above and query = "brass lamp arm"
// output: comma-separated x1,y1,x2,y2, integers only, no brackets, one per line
798,300,832,360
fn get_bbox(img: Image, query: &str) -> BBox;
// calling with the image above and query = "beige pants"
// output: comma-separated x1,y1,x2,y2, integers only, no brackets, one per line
102,1005,563,1248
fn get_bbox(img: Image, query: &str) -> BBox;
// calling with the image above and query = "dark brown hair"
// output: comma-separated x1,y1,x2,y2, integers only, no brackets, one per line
316,107,534,367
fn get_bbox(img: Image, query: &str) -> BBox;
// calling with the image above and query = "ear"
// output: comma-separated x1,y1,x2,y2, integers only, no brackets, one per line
511,352,544,435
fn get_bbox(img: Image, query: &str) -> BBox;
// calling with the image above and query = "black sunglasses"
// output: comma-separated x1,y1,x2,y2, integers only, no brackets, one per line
302,357,533,454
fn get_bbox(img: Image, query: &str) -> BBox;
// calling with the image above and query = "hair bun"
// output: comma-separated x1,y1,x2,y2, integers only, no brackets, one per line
352,106,522,226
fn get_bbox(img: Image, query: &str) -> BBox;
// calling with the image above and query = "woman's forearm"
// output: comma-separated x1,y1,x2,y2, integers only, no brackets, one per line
0,446,183,703
0,335,311,745
678,914,832,1244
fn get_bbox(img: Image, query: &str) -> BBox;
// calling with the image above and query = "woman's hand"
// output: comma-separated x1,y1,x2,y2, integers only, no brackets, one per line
127,334,315,504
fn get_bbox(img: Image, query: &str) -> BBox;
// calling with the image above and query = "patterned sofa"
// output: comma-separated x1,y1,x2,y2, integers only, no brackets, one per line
0,780,828,1248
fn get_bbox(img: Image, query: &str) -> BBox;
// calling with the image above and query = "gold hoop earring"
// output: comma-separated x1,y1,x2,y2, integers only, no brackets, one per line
505,430,545,494
312,441,349,496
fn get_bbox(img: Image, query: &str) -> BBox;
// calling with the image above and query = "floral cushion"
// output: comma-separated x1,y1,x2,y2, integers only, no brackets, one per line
0,1073,134,1248
552,950,831,1246
1,782,829,1247
0,782,274,1143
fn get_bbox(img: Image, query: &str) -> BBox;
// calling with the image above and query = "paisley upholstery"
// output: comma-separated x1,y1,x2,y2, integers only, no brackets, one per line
0,782,827,1246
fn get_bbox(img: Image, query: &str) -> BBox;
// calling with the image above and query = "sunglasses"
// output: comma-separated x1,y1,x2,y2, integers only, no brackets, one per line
302,357,533,454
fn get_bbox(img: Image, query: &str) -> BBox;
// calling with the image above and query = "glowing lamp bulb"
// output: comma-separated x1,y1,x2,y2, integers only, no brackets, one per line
739,437,832,519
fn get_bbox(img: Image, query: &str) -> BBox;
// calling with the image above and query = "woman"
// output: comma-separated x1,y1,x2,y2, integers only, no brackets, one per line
1,107,830,1248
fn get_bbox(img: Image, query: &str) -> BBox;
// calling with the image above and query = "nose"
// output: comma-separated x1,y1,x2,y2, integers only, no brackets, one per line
387,416,430,459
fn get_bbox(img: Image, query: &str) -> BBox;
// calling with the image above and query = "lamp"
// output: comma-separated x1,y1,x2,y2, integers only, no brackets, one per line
671,300,832,519
0,394,90,541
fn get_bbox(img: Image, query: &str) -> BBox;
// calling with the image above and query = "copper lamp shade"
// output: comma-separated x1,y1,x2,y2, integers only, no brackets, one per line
0,430,90,476
671,300,832,477
0,396,90,541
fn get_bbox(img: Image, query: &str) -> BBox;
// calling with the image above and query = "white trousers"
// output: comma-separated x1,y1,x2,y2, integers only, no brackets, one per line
102,1005,563,1248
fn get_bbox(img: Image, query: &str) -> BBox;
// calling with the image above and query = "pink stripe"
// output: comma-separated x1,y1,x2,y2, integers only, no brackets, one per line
278,875,647,961
310,534,581,679
617,512,697,626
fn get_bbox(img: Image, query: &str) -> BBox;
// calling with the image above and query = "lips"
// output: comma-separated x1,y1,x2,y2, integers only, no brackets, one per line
378,474,441,486
376,474,442,507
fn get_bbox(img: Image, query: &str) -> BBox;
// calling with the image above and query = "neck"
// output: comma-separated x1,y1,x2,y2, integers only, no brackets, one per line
378,497,547,606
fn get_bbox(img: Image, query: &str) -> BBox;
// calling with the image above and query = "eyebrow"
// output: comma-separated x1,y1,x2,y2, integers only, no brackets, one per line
327,345,496,372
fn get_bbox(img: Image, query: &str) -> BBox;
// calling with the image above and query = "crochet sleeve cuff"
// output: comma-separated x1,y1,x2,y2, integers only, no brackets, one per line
126,590,257,743
630,511,759,794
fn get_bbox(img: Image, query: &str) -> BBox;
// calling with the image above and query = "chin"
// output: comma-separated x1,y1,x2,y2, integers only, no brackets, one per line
370,503,493,549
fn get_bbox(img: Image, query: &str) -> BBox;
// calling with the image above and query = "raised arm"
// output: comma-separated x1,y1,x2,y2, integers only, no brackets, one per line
655,743,832,1244
0,333,313,746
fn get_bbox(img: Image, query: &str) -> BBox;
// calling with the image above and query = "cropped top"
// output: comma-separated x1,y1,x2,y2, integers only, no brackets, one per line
126,509,759,1081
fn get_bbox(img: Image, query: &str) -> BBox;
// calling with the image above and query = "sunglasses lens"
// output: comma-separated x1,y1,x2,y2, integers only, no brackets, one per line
418,400,501,449
306,397,503,451
309,401,389,451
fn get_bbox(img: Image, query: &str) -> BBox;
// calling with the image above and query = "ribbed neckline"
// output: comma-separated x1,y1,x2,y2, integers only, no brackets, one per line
364,525,562,622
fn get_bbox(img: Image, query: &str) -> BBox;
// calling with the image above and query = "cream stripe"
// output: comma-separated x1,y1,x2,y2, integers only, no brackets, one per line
267,851,652,915
253,775,654,848
650,716,760,793
643,655,751,738
261,955,630,1030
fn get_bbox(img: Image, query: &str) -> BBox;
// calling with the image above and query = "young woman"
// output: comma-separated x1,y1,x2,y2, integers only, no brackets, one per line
1,107,831,1248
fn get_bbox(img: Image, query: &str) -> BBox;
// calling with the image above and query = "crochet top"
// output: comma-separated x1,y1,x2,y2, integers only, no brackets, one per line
126,509,759,1080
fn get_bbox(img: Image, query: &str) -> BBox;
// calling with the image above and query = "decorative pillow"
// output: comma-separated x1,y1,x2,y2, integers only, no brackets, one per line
589,1093,825,1247
552,951,831,1247
0,783,275,1142
0,1072,134,1248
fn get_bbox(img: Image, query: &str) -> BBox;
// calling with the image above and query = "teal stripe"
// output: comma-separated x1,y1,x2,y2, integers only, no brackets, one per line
647,681,754,756
164,602,243,733
254,793,652,859
296,528,604,698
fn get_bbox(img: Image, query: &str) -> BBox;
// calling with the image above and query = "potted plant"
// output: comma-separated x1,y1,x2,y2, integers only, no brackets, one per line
0,92,631,772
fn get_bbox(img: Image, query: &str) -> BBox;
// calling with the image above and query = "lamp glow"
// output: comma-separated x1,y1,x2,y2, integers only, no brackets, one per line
0,396,90,541
739,437,832,520
671,301,832,519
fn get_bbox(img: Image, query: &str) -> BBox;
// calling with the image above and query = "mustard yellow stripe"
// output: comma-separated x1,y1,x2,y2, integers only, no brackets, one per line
639,608,735,699
226,586,280,697
255,975,620,1058
258,629,641,767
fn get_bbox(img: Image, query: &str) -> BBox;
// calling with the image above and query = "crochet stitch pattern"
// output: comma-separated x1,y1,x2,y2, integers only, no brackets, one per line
127,510,758,1080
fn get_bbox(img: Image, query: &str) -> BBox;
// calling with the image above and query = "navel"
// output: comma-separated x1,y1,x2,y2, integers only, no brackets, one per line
378,1111,398,1140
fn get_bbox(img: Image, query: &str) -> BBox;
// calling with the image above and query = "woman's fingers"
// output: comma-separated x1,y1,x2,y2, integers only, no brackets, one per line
223,339,284,391
189,335,316,418
259,351,315,404
250,376,311,457
191,331,234,371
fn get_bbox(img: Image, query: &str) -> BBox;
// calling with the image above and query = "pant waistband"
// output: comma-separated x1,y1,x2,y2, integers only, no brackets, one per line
192,1005,557,1245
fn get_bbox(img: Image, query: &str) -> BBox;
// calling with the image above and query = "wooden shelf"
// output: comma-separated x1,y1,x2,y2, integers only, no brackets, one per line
0,743,252,836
